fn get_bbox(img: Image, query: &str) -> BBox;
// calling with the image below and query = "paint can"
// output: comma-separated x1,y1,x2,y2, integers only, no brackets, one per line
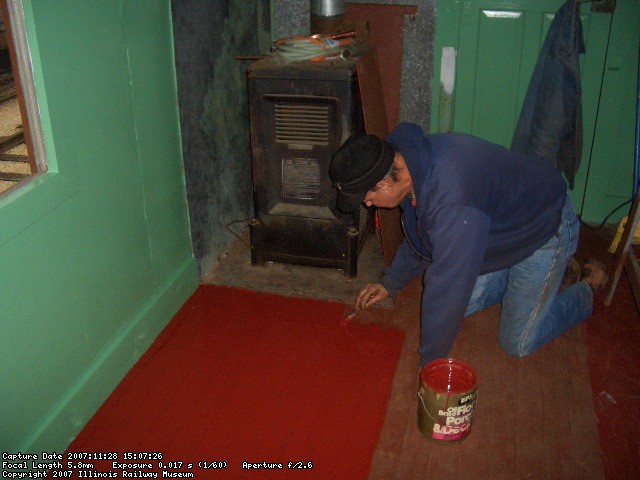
417,358,478,442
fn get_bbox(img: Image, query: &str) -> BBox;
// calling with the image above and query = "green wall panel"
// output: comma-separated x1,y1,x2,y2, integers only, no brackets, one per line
579,0,640,223
0,0,197,453
473,10,526,145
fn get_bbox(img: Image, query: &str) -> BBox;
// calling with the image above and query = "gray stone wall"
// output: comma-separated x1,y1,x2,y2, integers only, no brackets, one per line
172,0,269,275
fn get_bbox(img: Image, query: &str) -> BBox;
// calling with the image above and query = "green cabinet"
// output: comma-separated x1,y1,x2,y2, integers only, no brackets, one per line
431,0,639,223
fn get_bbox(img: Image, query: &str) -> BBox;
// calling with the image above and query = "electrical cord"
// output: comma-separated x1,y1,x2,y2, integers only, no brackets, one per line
579,198,632,230
578,8,615,216
225,217,253,247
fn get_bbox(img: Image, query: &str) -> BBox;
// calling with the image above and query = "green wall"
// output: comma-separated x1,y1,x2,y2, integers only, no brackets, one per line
0,0,197,453
577,0,640,222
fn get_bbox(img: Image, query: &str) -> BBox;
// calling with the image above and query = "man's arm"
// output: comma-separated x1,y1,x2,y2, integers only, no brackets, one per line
418,205,491,364
380,236,427,297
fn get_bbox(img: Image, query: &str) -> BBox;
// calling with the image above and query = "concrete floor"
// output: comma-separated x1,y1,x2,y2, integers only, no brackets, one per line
202,226,395,311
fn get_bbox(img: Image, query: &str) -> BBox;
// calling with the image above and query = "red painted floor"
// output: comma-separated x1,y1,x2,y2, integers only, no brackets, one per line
580,226,640,479
63,286,405,479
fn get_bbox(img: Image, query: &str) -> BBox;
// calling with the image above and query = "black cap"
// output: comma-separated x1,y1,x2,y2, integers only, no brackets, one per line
329,134,395,213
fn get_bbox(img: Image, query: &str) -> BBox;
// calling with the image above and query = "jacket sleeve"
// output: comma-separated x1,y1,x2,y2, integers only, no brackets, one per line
380,237,427,297
418,204,491,363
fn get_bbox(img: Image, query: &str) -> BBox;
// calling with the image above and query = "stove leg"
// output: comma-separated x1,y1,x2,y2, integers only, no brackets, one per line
345,226,359,277
249,218,266,266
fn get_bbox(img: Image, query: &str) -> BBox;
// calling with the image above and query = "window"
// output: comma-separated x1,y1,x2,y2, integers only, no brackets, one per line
0,0,45,196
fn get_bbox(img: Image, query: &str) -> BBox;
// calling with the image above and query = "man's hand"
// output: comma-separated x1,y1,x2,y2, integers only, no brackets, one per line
355,283,388,311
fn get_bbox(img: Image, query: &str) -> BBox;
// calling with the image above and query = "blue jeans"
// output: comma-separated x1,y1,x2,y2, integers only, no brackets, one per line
464,195,592,357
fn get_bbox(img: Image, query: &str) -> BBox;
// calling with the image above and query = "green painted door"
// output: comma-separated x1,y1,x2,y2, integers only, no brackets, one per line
431,0,634,223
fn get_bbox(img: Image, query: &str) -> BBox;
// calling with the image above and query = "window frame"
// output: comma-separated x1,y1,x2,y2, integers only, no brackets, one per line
0,0,75,247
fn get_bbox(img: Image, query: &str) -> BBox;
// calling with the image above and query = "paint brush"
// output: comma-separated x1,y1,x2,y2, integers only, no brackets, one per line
345,289,380,321
346,308,360,321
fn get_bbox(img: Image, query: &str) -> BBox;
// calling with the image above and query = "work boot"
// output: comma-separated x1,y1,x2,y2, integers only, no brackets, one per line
560,257,582,292
580,259,608,293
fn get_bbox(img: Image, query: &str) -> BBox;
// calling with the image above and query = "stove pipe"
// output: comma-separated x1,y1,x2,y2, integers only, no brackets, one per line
310,0,345,35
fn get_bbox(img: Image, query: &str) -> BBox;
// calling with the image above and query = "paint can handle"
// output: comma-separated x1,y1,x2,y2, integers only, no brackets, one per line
417,391,439,423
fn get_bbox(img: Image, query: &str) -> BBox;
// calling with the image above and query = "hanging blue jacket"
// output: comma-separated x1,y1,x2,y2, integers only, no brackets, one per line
511,0,585,189
382,123,567,361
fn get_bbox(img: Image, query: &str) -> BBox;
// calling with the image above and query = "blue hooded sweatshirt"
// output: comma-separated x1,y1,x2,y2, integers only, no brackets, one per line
382,123,567,363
